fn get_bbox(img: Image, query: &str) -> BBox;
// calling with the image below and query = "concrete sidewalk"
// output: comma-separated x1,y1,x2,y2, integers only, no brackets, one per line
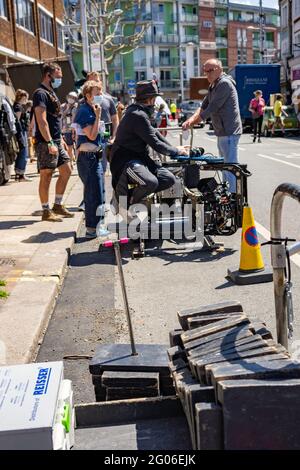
0,162,84,365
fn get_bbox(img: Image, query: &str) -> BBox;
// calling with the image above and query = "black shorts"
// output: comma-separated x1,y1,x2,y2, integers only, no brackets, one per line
63,131,74,147
35,140,70,170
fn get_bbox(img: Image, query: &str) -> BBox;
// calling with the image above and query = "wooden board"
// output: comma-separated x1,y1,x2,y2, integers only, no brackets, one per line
218,378,300,449
184,325,252,353
195,403,224,450
187,312,242,330
182,315,249,345
178,300,243,330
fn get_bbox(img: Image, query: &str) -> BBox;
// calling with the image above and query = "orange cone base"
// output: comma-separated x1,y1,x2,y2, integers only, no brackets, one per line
227,267,273,285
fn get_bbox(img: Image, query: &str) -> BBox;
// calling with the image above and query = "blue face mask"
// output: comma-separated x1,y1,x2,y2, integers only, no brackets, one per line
52,78,62,89
93,95,104,106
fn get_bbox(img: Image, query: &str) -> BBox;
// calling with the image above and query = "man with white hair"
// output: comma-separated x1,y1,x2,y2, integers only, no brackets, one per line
183,59,242,193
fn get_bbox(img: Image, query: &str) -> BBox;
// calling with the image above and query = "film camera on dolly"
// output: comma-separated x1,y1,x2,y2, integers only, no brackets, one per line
113,128,251,258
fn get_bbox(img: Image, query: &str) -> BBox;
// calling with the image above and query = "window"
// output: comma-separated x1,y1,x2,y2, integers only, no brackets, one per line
15,0,35,33
56,22,65,51
135,71,146,81
294,1,300,18
39,9,54,44
0,0,8,18
281,4,288,28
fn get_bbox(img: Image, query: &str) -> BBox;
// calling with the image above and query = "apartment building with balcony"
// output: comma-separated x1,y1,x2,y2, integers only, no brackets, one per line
0,0,65,67
108,0,199,100
213,1,280,73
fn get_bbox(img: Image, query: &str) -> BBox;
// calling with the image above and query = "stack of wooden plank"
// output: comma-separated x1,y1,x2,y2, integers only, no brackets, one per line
90,344,176,402
168,301,300,450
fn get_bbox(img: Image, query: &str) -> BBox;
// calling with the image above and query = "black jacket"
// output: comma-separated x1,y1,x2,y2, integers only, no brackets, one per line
110,103,180,188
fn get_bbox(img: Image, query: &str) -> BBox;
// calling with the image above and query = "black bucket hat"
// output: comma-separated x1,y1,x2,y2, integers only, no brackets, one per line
135,80,163,100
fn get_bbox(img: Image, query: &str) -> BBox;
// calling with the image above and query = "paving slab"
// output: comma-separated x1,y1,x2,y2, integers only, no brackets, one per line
0,164,84,365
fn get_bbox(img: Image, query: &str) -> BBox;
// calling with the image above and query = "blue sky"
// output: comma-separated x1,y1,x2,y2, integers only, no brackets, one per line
230,0,279,8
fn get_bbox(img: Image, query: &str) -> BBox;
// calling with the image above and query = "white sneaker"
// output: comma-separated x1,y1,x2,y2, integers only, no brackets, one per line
110,191,119,215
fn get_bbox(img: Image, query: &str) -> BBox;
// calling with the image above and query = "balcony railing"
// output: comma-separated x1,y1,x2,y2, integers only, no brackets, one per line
159,79,189,90
152,13,165,22
142,34,179,44
181,13,198,23
134,58,147,67
182,35,199,44
150,57,180,67
216,37,227,46
265,41,275,49
215,17,228,25
123,12,152,21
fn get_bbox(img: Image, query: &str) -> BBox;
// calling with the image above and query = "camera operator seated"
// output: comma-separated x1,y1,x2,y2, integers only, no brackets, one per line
110,80,188,219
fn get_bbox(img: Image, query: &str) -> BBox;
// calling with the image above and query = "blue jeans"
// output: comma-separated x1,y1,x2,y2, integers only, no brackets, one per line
217,134,241,192
77,151,105,229
15,131,28,175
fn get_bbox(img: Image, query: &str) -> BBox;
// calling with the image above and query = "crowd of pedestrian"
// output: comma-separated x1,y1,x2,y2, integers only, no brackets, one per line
8,56,293,241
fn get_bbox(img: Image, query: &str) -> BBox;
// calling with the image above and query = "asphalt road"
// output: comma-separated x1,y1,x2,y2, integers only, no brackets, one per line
37,128,300,404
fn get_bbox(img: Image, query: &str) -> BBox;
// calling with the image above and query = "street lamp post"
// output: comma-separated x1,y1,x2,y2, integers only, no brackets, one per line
176,0,184,102
259,0,265,64
80,0,91,71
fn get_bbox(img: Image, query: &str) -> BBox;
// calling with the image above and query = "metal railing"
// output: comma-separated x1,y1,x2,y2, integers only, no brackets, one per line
134,59,147,67
150,57,180,67
216,37,228,46
182,35,199,44
270,183,300,350
181,13,198,23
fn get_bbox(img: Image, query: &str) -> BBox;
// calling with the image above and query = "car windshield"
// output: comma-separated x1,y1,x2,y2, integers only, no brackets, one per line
181,101,201,110
284,107,297,117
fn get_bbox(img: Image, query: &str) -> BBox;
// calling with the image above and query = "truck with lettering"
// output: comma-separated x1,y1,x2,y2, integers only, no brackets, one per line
228,64,281,131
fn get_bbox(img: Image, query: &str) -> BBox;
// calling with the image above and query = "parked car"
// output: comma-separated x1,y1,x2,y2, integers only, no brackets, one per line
262,105,300,136
178,100,204,127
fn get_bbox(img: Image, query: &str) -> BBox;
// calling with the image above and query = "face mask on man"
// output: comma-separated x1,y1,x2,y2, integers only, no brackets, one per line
52,78,62,89
93,95,104,106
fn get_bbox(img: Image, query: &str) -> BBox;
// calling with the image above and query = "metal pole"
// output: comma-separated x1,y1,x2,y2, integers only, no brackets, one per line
176,0,184,102
99,2,106,91
80,0,91,71
114,242,138,356
270,183,300,349
259,0,265,64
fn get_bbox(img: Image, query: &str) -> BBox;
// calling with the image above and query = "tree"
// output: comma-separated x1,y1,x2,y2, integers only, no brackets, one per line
64,0,151,65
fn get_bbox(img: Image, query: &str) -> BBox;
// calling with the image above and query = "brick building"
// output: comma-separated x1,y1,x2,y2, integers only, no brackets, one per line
198,1,280,75
0,0,65,66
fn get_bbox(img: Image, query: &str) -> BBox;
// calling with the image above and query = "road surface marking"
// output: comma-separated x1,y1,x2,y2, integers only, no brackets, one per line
258,154,300,170
275,139,300,146
256,221,300,268
239,147,246,151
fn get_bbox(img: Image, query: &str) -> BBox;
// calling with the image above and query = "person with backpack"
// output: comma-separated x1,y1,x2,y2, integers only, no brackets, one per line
249,90,265,143
33,62,73,222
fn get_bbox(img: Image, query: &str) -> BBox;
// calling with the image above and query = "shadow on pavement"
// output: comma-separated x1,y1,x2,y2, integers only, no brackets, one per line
22,230,77,244
0,220,38,230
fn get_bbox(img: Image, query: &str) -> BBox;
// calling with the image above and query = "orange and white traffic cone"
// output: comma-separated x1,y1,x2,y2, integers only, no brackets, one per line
227,205,273,285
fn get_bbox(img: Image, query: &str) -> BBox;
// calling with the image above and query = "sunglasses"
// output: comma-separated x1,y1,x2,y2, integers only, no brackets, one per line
203,68,217,74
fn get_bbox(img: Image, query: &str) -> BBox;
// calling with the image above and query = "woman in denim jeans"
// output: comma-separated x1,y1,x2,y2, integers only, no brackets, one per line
73,81,110,239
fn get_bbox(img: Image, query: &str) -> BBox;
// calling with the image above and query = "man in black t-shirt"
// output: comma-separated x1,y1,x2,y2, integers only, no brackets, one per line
33,62,74,222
